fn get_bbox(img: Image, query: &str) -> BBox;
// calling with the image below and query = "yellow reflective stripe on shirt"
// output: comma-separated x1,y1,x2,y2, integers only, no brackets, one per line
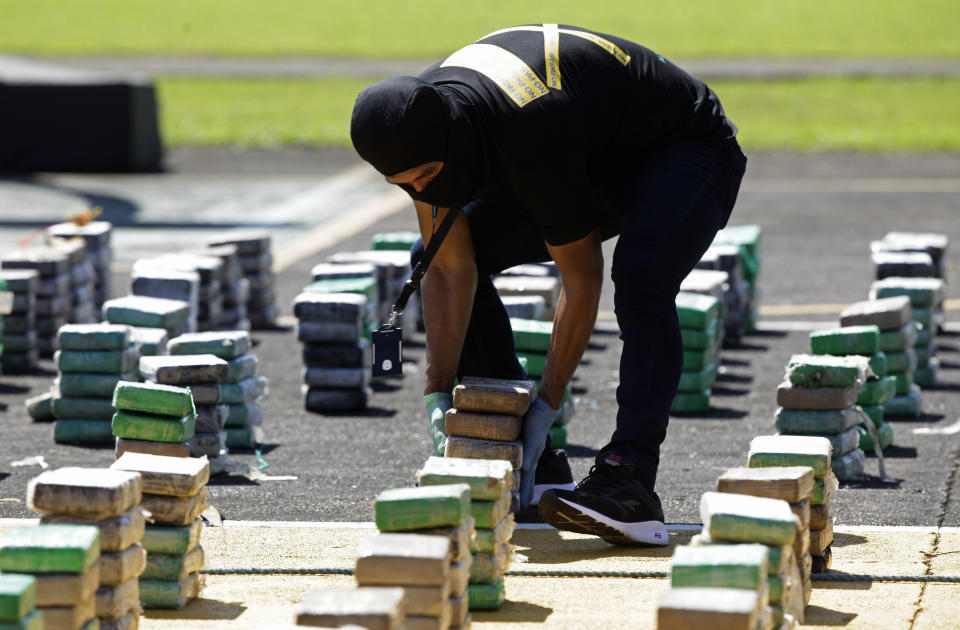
543,23,562,90
558,28,631,66
441,43,549,108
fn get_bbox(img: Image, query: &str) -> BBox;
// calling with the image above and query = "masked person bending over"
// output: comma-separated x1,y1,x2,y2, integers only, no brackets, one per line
350,24,746,545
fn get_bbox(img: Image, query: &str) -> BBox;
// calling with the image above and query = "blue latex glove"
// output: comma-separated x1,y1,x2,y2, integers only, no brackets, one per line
424,393,453,456
520,396,560,507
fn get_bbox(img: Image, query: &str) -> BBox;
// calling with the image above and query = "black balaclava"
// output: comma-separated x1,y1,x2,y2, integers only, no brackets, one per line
351,76,484,208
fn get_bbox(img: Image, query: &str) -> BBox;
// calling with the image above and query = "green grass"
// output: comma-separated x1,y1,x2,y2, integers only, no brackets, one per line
158,76,960,152
3,0,959,58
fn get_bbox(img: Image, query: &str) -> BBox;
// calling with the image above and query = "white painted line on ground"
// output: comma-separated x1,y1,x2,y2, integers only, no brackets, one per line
218,521,377,528
754,320,837,332
914,419,960,435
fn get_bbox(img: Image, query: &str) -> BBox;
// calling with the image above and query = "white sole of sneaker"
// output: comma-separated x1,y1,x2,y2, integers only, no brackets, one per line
532,482,576,506
558,497,669,546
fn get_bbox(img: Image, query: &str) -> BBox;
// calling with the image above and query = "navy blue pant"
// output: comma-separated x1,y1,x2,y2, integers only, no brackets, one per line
412,140,747,491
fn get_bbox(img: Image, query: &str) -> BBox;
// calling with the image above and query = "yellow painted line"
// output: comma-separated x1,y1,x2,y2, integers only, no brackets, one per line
744,178,960,193
759,302,850,316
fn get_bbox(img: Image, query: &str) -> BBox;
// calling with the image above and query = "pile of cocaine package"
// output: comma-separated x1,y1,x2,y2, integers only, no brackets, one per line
327,250,417,337
0,269,39,373
207,232,278,329
775,353,868,481
808,325,896,453
0,524,102,630
839,296,923,417
495,263,561,323
696,241,749,345
509,318,574,446
27,467,146,629
0,573,42,630
871,277,946,388
871,231,948,289
0,280,12,374
111,452,209,610
47,220,114,313
198,243,250,331
133,253,227,333
293,290,372,412
714,224,763,334
672,289,723,414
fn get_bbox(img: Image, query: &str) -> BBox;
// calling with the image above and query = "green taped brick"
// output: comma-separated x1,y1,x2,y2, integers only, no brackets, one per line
141,545,204,581
220,376,266,404
0,574,36,622
915,326,934,348
857,375,896,406
139,572,202,610
785,354,870,389
683,344,718,371
167,331,251,360
871,277,944,307
670,544,768,590
224,353,258,384
832,448,866,481
417,457,510,502
56,373,135,399
51,396,116,421
225,427,255,449
56,346,139,375
910,307,934,327
809,325,880,356
112,381,195,418
859,421,894,453
700,492,796,546
0,525,100,574
128,327,168,357
516,351,545,378
469,544,511,584
915,358,938,388
141,520,202,556
471,515,515,555
688,533,787,575
372,230,420,251
549,425,567,448
54,419,114,445
885,350,917,374
677,362,719,393
509,318,553,353
470,490,511,529
878,322,918,353
867,352,888,378
915,344,932,367
775,406,862,436
671,390,710,414
374,484,471,532
302,277,378,319
681,319,717,351
748,435,831,478
102,295,190,329
676,292,720,330
893,370,914,395
467,579,505,610
25,392,54,422
57,324,131,351
861,404,884,428
224,402,261,428
884,385,922,417
768,575,784,605
821,427,860,458
111,410,196,443
811,472,839,506
0,609,43,630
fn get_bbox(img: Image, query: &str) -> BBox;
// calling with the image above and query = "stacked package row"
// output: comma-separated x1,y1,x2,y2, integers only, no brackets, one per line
103,294,192,348
0,269,39,372
2,246,75,356
748,435,838,581
696,243,749,345
0,574,42,630
168,331,265,451
871,277,946,388
776,353,867,481
50,324,141,446
367,481,474,629
328,250,416,337
308,262,379,342
47,220,114,312
809,325,896,453
0,524,101,630
133,253,225,333
28,467,146,629
57,238,99,326
111,378,198,461
111,452,209,610
672,290,723,414
495,264,561,323
200,244,250,331
207,232,278,329
872,230,949,288
372,230,424,330
293,291,372,412
840,296,922,417
714,224,763,334
0,279,12,375
509,318,574,446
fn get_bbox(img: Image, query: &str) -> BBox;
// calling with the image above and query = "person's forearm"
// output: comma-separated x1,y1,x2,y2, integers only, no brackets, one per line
421,263,478,396
539,280,602,409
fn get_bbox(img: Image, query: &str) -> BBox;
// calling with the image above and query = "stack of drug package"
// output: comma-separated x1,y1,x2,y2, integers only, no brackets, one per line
494,264,560,322
508,317,574,446
871,277,946,388
445,376,531,514
748,435,838,583
294,588,407,630
293,291,371,412
713,224,763,333
112,378,198,459
0,524,101,630
0,278,11,375
371,230,423,330
327,250,417,337
362,481,472,629
776,355,868,481
50,324,140,446
0,269,39,373
130,262,200,336
207,232,278,329
28,467,146,629
46,220,114,312
110,452,209,610
58,238,99,325
133,253,225,333
672,290,723,414
839,296,922,418
418,456,516,617
659,490,799,630
696,244,749,345
134,356,228,468
168,331,264,452
306,262,379,342
103,294,192,348
680,268,728,350
2,245,73,357
872,231,948,284
0,574,41,630
809,325,895,454
199,244,250,332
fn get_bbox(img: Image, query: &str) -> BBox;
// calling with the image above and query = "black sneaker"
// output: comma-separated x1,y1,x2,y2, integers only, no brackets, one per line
538,451,668,546
532,448,576,506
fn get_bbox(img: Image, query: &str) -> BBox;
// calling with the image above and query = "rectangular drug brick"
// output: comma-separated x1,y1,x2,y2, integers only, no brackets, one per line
141,519,202,556
748,435,832,478
295,587,405,630
139,572,203,610
355,533,451,586
141,488,208,527
167,331,250,360
128,326,168,357
471,514,516,555
832,448,866,481
37,595,95,630
700,492,797,546
857,376,897,406
467,579,505,611
57,324,130,351
55,346,139,375
296,320,362,344
809,519,835,555
304,386,371,412
40,506,145,554
53,420,114,446
220,376,266,404
717,467,814,504
223,353,258,383
786,354,871,389
387,583,450,617
0,574,36,622
142,544,204,581
33,564,98,607
453,376,536,416
111,453,209,497
0,526,100,575
292,292,368,323
493,275,560,306
415,518,474,563
681,319,718,350
870,277,945,307
809,325,880,356
94,575,140,622
28,468,142,521
374,485,470,532
840,296,912,331
776,382,857,411
55,373,133,399
50,396,116,421
302,341,370,368
811,472,839,506
208,232,271,256
112,381,195,418
111,410,196,443
310,261,378,281
138,354,228,384
193,404,227,433
98,543,146,587
670,544,768,590
824,427,860,460
444,437,522,470
470,547,511,585
657,586,763,630
443,409,522,442
102,296,190,330
470,489,511,529
302,366,369,389
878,322,919,352
774,406,863,436
509,318,552,353
501,295,546,320
677,362,719,393
676,291,721,330
417,457,511,502
114,438,190,459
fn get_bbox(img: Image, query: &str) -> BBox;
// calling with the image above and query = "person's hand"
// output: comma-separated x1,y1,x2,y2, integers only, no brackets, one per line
423,393,453,456
520,397,560,507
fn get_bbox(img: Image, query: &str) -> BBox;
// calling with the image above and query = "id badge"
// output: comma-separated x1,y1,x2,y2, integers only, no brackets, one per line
372,327,403,377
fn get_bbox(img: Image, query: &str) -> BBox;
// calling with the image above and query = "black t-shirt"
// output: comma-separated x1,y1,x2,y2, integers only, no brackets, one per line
420,24,738,245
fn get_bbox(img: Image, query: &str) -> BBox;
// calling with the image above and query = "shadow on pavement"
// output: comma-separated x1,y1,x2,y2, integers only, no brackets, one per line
145,598,245,621
711,385,750,397
671,407,748,420
868,446,917,459
473,600,552,623
803,603,859,625
831,532,868,548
